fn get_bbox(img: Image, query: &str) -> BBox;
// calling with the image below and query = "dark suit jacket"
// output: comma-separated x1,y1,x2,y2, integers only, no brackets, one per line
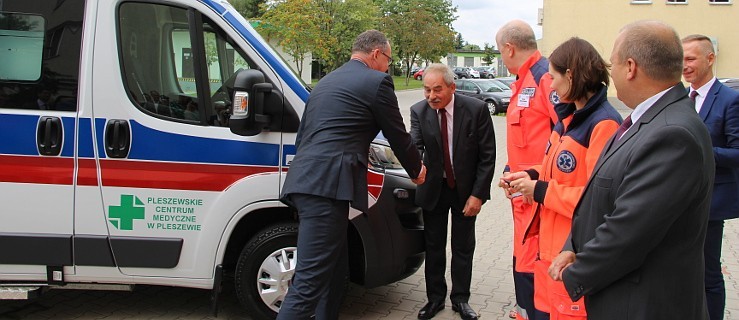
281,60,422,212
410,94,496,211
697,80,739,221
562,84,714,320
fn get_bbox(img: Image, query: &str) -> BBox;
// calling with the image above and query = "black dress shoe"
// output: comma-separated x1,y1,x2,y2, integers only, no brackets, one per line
452,301,478,320
418,300,445,319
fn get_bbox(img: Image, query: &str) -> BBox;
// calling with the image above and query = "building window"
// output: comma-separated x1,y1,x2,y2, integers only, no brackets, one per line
631,0,652,4
667,0,687,3
709,0,731,3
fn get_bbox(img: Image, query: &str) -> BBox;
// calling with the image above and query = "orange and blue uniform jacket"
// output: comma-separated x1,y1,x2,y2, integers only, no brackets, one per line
523,85,621,317
506,51,559,273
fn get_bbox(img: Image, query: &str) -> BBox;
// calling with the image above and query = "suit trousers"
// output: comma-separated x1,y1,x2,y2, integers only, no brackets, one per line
277,193,349,320
705,220,725,320
423,181,476,303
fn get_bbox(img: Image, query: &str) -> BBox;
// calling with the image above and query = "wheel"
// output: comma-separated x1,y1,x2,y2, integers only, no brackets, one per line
487,74,495,79
235,223,298,320
415,75,422,80
460,75,467,79
486,101,500,115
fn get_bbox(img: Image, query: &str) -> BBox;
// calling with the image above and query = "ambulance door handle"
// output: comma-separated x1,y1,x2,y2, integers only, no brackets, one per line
37,116,63,156
105,120,130,158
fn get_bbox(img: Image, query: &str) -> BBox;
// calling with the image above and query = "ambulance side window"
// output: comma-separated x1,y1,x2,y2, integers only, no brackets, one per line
118,3,257,126
0,1,84,111
119,3,194,121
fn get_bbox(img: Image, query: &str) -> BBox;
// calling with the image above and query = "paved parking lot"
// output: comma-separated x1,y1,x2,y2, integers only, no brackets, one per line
2,91,737,319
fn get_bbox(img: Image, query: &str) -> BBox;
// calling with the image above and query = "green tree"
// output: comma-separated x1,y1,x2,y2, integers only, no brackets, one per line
463,44,480,50
256,0,329,77
377,0,456,84
374,0,456,26
454,33,465,50
232,0,267,19
482,43,496,65
315,0,378,72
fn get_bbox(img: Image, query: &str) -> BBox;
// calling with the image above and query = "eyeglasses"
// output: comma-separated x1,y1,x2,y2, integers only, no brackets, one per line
379,50,394,65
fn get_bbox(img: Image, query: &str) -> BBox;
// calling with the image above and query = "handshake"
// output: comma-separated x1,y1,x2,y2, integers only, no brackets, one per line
411,164,427,185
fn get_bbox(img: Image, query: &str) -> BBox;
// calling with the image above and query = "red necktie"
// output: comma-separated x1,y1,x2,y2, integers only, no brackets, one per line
616,115,632,140
439,109,455,188
690,90,698,101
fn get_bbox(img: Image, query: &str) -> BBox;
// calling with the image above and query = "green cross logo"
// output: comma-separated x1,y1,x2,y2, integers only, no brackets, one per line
109,195,145,230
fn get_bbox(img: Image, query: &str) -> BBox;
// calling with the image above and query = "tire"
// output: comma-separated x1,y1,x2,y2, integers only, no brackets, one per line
486,100,500,115
415,75,422,80
460,75,467,79
235,223,299,320
487,74,494,79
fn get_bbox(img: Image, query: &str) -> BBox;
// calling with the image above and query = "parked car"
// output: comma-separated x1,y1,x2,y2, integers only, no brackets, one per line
495,76,515,89
719,78,739,91
413,68,425,80
474,66,496,79
453,66,480,79
455,79,512,115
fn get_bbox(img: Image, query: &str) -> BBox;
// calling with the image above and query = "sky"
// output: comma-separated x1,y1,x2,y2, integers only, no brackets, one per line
450,0,544,49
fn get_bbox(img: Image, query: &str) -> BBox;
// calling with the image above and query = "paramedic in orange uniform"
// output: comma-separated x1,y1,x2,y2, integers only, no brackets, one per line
495,20,559,320
505,37,621,320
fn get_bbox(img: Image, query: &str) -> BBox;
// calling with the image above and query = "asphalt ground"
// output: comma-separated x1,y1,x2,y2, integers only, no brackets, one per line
1,90,737,319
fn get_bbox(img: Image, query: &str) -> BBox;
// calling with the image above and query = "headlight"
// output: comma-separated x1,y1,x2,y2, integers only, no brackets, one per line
369,144,403,170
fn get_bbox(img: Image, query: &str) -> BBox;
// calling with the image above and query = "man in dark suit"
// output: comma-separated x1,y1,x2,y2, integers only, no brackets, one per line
683,34,739,320
410,64,496,320
277,30,426,320
548,21,714,320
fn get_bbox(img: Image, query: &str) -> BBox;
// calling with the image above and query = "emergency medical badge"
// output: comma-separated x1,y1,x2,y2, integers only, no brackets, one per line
557,150,576,173
550,90,560,105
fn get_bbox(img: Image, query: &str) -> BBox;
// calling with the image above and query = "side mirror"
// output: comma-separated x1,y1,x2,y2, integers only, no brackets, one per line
229,69,273,136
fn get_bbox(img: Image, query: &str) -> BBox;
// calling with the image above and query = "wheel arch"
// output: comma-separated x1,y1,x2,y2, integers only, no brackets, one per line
221,206,295,271
219,204,368,278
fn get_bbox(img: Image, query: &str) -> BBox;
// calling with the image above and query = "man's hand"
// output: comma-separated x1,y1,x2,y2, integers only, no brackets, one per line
411,164,426,185
549,251,576,281
462,195,483,217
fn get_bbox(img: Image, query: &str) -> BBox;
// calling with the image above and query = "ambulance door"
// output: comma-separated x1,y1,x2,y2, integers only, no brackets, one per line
0,0,85,277
90,1,284,278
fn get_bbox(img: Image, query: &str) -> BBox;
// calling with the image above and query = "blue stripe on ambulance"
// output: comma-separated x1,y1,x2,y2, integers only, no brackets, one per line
94,119,280,166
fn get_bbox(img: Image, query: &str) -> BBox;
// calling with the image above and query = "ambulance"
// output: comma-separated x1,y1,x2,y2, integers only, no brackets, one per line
0,1,425,318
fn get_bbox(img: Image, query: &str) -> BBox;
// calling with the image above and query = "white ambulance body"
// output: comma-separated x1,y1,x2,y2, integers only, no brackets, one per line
0,1,425,318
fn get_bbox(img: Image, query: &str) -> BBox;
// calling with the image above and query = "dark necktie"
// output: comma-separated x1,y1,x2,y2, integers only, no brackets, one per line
690,90,699,101
616,115,632,141
439,109,456,188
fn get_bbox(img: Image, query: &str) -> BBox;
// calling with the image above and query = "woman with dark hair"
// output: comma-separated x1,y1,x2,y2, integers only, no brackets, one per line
504,37,622,320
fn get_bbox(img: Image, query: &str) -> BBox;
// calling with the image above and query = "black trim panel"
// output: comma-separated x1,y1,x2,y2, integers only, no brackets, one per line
74,235,116,267
110,236,183,268
0,233,183,269
0,233,72,265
